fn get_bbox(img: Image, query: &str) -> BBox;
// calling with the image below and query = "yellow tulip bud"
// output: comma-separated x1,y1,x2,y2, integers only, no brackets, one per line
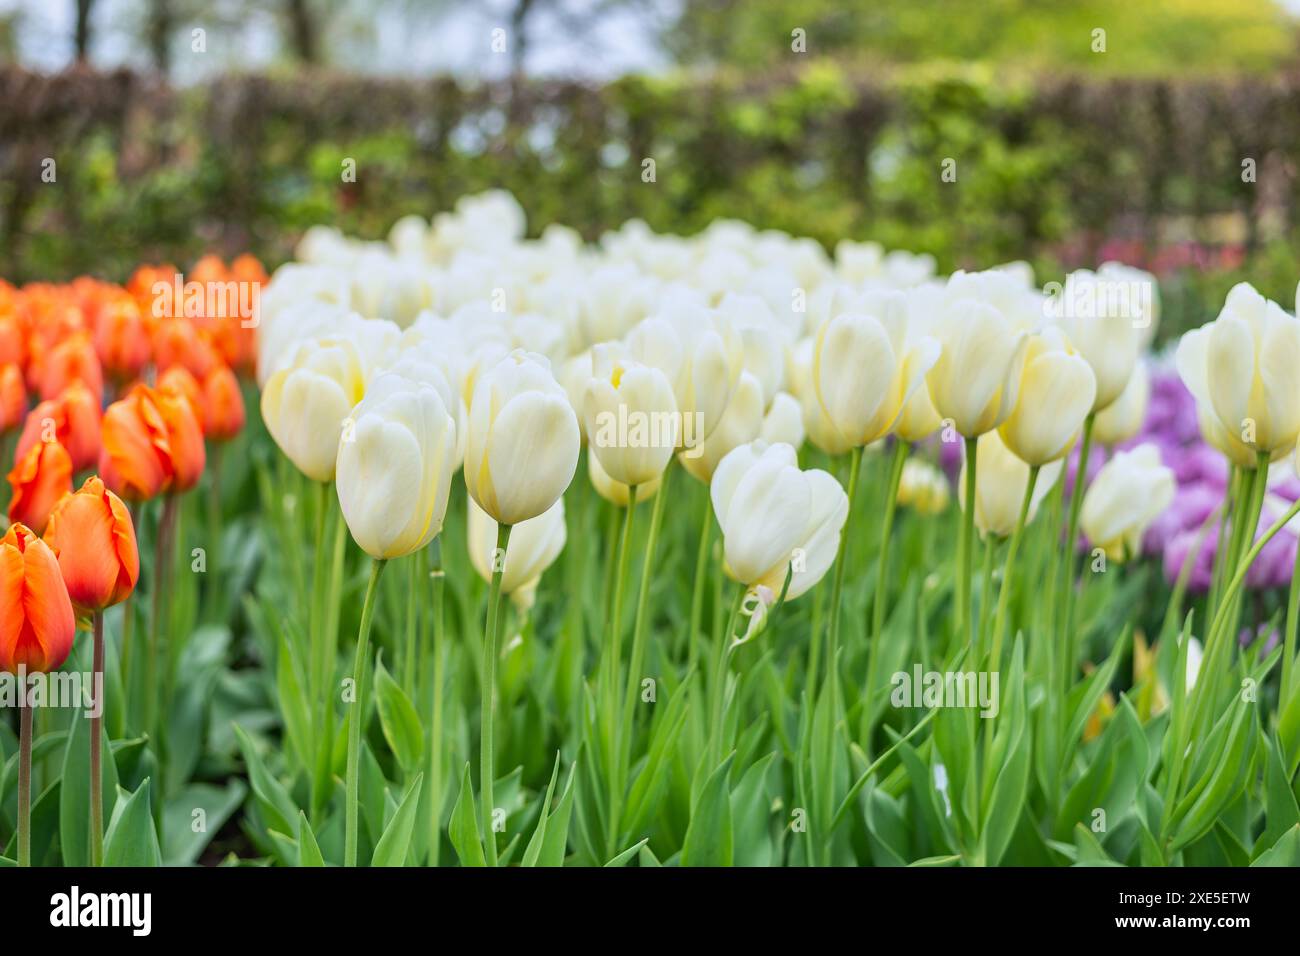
261,336,366,481
958,431,1062,539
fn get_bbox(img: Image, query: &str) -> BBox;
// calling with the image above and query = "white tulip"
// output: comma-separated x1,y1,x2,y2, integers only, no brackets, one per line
1081,443,1175,562
335,371,457,559
467,495,566,610
465,350,580,526
711,441,848,601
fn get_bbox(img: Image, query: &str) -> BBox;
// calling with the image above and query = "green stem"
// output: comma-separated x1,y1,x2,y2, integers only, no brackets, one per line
344,557,387,867
479,523,512,868
428,539,446,867
90,611,105,867
708,584,746,770
612,466,671,847
1191,457,1279,721
206,442,223,615
1059,413,1094,698
312,494,348,822
17,684,31,867
826,445,863,704
864,441,907,729
687,493,713,677
957,435,978,649
603,484,637,808
1207,465,1239,618
977,533,996,659
1283,519,1300,703
402,554,418,698
145,492,179,753
989,465,1039,672
1193,452,1272,723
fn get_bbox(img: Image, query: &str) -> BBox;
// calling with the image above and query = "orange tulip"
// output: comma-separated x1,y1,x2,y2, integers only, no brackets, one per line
44,475,139,614
153,319,220,380
38,330,102,403
0,315,25,369
0,363,26,432
202,365,245,440
157,365,203,419
15,381,102,472
0,523,76,674
155,386,206,491
93,296,150,383
99,385,174,501
6,439,73,535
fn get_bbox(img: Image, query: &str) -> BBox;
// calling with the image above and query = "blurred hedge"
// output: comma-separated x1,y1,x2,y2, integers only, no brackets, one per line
3,63,1299,337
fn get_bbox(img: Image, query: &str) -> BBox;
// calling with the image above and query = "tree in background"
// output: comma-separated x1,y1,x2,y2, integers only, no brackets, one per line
668,0,1298,75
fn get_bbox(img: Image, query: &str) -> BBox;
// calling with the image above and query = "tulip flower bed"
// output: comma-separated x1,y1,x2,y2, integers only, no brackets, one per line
4,191,1300,868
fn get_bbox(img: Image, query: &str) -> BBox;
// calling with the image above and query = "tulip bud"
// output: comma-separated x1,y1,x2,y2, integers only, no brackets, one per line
998,329,1097,466
894,378,943,443
1,363,27,433
583,344,679,487
201,364,246,441
711,440,848,601
15,381,102,473
43,475,139,614
1081,443,1175,562
789,337,853,456
261,336,366,482
958,431,1062,539
680,369,764,484
335,371,457,559
0,523,76,673
759,391,805,450
465,350,579,526
155,386,206,492
467,495,566,610
94,296,151,382
1093,359,1150,447
38,330,102,404
99,384,175,502
6,439,73,535
813,307,939,448
153,319,221,381
588,451,661,507
1053,269,1146,412
897,458,950,515
1175,283,1300,464
927,299,1029,438
626,306,744,444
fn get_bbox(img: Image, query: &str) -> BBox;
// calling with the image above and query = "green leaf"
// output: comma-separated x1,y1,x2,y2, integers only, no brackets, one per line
681,754,734,867
103,779,161,867
1252,824,1300,866
162,780,247,866
521,752,562,867
59,707,119,867
372,773,423,867
276,629,313,773
233,724,298,837
978,637,1029,867
449,763,486,868
536,760,578,867
1255,731,1300,857
298,811,325,867
373,655,424,773
1169,697,1257,852
604,838,649,867
731,752,777,867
